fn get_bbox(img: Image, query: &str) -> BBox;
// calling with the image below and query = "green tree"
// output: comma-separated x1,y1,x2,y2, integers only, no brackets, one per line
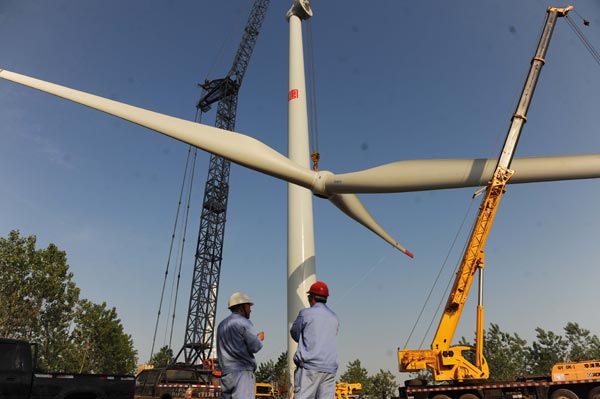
339,359,370,395
256,359,277,383
0,230,137,374
527,327,568,375
150,346,174,367
0,230,80,370
70,300,137,374
563,322,600,361
257,352,288,397
340,359,369,383
369,369,397,399
274,351,290,398
484,323,529,381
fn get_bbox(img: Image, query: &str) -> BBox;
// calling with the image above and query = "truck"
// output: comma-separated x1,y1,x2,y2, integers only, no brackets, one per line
135,364,220,399
135,360,280,399
336,383,362,399
0,337,135,399
397,5,600,399
401,367,600,399
183,381,275,399
255,383,276,399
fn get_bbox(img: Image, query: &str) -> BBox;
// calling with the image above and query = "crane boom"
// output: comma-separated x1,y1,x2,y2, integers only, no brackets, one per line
175,0,271,366
398,6,572,382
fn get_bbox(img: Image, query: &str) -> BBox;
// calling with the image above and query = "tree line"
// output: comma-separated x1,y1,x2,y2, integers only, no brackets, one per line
3,229,599,383
473,321,600,381
0,230,137,374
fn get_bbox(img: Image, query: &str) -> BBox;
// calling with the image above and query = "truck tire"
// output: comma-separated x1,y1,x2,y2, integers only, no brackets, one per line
405,379,425,386
459,393,479,399
432,394,452,399
552,389,579,399
588,387,600,399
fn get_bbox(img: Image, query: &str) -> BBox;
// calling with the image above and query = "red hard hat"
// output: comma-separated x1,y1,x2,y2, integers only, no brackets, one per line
307,281,329,297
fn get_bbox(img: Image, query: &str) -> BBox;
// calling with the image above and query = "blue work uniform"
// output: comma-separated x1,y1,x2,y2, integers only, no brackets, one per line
217,313,263,399
290,302,339,399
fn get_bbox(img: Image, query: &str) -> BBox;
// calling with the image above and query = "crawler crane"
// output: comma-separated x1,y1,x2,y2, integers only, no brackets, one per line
174,0,270,366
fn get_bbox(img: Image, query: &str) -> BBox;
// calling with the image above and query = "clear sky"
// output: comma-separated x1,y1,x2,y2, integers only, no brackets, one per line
1,0,600,378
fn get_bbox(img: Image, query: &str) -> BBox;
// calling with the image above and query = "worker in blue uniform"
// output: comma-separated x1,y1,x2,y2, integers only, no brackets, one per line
217,292,264,399
290,281,339,399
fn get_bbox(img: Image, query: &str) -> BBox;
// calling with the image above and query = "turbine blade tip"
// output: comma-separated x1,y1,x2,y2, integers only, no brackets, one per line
404,249,414,259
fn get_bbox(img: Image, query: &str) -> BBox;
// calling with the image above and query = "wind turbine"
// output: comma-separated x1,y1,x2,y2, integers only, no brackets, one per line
2,0,600,389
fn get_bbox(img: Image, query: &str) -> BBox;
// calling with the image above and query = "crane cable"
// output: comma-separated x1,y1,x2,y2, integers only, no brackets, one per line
565,15,600,67
418,201,482,349
167,141,198,349
149,2,253,360
402,197,478,349
305,19,321,171
149,109,205,360
149,142,195,361
164,109,207,351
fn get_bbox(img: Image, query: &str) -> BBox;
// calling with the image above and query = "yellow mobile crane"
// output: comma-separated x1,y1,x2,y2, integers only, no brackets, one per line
398,8,600,398
399,5,572,384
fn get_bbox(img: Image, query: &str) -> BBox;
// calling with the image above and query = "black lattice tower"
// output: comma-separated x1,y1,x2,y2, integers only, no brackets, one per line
175,0,270,366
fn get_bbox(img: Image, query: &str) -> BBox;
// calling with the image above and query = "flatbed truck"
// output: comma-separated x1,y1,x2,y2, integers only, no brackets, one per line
402,359,600,399
0,337,134,399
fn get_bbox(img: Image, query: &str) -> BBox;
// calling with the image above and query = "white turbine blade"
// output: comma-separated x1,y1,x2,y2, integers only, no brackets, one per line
328,193,414,258
5,69,599,197
0,69,315,189
321,155,600,194
0,69,411,255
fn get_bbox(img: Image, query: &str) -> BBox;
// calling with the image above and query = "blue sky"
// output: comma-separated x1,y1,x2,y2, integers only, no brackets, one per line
1,0,600,377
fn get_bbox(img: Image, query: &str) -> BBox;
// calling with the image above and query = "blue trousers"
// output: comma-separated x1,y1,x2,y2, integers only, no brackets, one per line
221,370,256,399
294,367,336,399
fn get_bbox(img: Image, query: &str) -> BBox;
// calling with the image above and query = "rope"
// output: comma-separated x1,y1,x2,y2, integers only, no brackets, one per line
329,255,388,307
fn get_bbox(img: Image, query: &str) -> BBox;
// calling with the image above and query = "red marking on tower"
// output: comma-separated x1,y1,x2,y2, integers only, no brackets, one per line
289,89,299,101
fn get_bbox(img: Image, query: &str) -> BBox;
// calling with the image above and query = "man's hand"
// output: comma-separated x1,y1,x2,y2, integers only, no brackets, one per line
257,331,265,341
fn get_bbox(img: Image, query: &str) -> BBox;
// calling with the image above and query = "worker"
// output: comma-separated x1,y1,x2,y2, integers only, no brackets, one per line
290,281,339,399
217,292,265,399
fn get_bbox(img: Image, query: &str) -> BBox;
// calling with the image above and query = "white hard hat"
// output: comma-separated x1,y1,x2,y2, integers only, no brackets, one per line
227,292,253,309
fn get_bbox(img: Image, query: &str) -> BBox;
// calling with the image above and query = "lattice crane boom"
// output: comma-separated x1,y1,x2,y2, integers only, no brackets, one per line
175,0,270,366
